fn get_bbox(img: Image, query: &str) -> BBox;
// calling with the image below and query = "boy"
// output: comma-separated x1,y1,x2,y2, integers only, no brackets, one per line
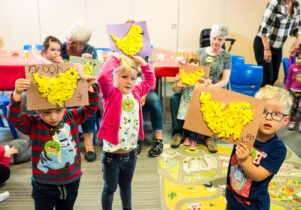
226,85,292,210
7,75,99,210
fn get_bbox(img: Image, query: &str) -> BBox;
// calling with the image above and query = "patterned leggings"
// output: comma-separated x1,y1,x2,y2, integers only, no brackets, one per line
290,91,301,123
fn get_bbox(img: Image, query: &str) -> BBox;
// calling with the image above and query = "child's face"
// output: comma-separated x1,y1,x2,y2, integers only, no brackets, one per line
45,41,61,61
295,54,301,66
257,99,289,141
115,67,137,94
37,107,65,127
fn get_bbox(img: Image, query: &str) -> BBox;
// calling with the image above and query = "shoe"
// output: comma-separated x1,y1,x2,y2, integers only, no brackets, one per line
0,191,9,202
148,139,164,157
85,151,97,162
183,138,190,146
171,133,182,148
189,141,197,151
205,138,218,153
288,121,296,130
136,141,142,154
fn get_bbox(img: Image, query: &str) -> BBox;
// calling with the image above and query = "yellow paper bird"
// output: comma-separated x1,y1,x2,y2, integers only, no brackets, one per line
33,67,80,107
111,24,144,56
200,92,255,140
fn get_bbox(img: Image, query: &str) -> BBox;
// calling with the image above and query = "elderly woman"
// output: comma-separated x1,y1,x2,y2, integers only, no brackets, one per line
170,24,231,153
254,0,301,86
61,20,98,162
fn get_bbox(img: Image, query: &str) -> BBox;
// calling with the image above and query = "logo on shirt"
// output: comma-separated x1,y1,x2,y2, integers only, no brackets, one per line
44,140,60,155
296,74,301,82
206,56,213,63
122,98,135,112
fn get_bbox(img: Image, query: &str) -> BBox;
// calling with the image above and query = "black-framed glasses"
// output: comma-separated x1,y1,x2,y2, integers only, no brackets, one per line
262,110,287,121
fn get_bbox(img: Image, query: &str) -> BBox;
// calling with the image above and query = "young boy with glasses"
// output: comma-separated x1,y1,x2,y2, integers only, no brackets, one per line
225,85,292,210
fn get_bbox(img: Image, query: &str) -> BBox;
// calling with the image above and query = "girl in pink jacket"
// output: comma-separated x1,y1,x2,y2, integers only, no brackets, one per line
97,53,155,210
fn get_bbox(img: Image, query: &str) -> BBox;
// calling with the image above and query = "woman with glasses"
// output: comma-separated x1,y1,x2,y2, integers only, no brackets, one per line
61,20,98,162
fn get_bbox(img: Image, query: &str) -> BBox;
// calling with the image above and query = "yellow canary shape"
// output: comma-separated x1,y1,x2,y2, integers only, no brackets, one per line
180,68,205,86
200,92,254,140
33,67,80,107
83,61,93,75
111,24,144,56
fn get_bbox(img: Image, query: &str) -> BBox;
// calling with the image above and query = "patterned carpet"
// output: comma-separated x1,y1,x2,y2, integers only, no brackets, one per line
159,143,301,210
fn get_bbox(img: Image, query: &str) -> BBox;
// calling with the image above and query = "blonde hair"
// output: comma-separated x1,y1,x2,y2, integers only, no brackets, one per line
210,24,229,38
67,20,92,44
255,85,293,115
186,52,200,64
113,57,139,79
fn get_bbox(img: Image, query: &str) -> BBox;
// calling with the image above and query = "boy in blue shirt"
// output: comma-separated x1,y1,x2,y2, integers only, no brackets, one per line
226,85,292,210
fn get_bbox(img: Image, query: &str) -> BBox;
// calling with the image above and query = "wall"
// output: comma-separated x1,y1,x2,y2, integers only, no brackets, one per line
1,0,301,83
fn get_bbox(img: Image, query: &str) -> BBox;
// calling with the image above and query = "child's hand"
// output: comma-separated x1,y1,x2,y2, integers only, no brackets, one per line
82,75,96,92
15,79,30,94
198,78,212,87
82,53,93,59
4,146,19,157
236,143,250,164
141,95,146,106
52,56,64,64
130,55,147,66
175,73,181,82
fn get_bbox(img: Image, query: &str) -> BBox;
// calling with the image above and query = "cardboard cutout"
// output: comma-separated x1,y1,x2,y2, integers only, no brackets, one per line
69,56,102,78
106,21,152,56
177,65,210,87
184,84,265,147
25,63,88,110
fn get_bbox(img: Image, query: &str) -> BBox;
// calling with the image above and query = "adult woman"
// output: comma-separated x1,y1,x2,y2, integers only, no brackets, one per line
254,0,301,86
62,20,98,162
170,24,232,153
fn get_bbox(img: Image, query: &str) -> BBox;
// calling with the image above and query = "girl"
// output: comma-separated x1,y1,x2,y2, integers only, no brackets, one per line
39,36,64,64
97,53,155,210
285,46,301,132
176,52,201,151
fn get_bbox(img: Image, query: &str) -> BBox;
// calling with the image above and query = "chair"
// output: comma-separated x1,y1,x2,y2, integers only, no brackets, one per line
230,64,263,97
23,44,43,51
282,57,290,85
95,47,112,52
0,94,18,139
231,55,245,66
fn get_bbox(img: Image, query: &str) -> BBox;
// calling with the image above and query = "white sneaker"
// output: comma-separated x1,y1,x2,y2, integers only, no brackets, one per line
0,191,9,202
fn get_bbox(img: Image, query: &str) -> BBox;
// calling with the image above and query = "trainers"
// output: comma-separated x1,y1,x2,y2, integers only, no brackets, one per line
205,138,218,153
183,138,190,146
288,121,296,130
85,151,97,162
136,141,142,154
171,133,182,148
189,141,197,151
148,139,164,157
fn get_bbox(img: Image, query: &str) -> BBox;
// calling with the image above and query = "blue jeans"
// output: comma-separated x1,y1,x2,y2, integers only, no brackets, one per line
31,179,80,210
81,114,96,133
170,91,184,130
145,90,163,131
183,129,197,141
102,150,137,210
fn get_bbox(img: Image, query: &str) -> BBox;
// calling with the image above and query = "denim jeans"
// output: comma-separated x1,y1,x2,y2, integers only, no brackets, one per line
81,114,96,133
102,149,137,210
145,90,163,131
183,129,197,140
170,91,184,130
31,179,80,210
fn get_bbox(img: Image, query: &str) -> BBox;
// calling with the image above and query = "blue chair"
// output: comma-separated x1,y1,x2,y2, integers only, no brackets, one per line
23,44,43,51
96,47,112,52
0,94,18,139
230,64,263,97
282,57,290,85
231,55,245,66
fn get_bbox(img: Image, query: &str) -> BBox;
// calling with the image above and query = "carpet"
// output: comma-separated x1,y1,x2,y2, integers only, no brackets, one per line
158,144,301,210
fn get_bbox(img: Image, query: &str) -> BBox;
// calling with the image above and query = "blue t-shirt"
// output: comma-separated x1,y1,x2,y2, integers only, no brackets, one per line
226,135,287,210
61,42,98,60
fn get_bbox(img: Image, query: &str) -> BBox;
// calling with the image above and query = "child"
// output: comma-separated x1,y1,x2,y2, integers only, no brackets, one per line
39,36,64,64
97,53,155,210
285,46,301,132
7,75,99,210
225,85,292,210
0,145,18,202
176,52,201,151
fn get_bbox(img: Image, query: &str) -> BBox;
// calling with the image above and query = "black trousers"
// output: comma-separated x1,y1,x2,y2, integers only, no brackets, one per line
253,36,283,86
0,164,10,184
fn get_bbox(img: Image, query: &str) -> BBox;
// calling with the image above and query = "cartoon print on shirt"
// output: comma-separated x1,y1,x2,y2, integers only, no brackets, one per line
229,147,267,198
37,124,78,175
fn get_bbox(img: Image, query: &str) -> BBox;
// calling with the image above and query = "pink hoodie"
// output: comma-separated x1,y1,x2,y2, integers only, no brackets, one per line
0,145,10,167
97,56,156,145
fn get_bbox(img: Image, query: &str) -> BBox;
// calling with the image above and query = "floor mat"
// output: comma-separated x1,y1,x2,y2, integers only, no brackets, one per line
158,144,301,210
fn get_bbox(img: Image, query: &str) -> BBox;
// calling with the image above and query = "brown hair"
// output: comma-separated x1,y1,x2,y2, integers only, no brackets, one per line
42,36,62,54
186,52,200,65
295,45,301,57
